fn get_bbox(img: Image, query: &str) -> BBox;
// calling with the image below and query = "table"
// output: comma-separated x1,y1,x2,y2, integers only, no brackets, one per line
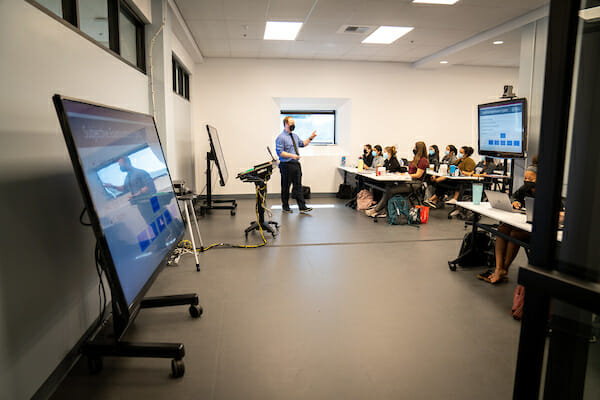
448,201,562,271
338,166,421,209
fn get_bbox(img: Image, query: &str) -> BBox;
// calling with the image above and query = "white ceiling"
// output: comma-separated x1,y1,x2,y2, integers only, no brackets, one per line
174,0,548,66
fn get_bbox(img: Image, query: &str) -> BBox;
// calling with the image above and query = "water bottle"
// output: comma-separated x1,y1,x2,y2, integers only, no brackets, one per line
341,156,346,167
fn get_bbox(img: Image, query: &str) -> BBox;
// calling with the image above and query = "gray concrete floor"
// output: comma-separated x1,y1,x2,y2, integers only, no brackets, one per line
52,197,526,400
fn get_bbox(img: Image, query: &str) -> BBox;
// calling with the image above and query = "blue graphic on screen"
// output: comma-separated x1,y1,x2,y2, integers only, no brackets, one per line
279,112,335,144
479,101,525,155
61,100,184,306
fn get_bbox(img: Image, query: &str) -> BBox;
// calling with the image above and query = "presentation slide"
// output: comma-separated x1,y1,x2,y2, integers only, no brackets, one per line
479,102,524,155
280,113,335,144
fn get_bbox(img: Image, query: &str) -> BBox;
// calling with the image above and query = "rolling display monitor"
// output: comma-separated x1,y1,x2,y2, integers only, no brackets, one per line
478,98,527,158
53,95,185,309
206,125,229,186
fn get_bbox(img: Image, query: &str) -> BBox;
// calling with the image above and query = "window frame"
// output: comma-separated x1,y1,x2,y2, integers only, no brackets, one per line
172,55,191,101
279,110,337,145
27,0,146,74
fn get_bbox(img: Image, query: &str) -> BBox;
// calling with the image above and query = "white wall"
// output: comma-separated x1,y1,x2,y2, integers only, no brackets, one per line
193,58,518,195
169,33,196,190
0,1,149,399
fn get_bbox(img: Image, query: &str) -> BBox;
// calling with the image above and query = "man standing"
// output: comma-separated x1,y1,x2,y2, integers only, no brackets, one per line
276,116,317,213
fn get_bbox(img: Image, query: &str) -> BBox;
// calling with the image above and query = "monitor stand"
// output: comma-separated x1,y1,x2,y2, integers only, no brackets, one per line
245,179,278,238
82,293,202,378
197,152,237,216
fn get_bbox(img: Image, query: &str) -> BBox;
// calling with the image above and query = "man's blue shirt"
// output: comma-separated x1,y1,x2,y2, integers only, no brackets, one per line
276,130,304,163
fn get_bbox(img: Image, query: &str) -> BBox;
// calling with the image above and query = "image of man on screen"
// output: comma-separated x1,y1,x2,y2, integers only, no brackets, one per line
104,156,157,199
276,116,317,214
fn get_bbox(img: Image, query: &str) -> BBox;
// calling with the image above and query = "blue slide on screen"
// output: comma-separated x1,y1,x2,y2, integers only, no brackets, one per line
479,101,524,155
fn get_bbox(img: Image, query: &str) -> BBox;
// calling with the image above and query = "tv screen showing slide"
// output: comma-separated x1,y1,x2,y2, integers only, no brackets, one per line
280,111,336,145
478,98,527,158
206,125,229,186
54,96,185,307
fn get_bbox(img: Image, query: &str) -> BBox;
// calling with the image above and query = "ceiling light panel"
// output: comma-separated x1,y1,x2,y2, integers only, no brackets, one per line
362,26,414,44
264,21,303,41
413,0,460,4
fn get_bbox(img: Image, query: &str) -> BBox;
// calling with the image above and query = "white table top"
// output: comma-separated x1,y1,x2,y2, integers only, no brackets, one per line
457,201,563,241
338,166,414,182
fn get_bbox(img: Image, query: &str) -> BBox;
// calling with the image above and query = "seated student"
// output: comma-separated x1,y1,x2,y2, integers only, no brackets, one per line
366,142,428,217
475,157,498,175
479,166,537,284
429,145,440,172
441,144,458,166
366,145,385,169
424,146,476,208
383,145,402,173
361,144,374,167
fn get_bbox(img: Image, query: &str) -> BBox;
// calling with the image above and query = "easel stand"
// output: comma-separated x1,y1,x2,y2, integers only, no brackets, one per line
245,180,278,237
178,193,204,271
82,286,202,378
198,152,237,216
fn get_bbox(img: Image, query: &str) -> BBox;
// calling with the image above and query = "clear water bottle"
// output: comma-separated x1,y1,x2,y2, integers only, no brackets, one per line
341,156,346,167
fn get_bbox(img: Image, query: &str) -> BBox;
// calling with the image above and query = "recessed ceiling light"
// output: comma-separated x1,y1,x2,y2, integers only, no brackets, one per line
362,26,414,44
493,40,504,45
579,6,600,21
413,0,460,5
264,21,303,41
440,60,449,64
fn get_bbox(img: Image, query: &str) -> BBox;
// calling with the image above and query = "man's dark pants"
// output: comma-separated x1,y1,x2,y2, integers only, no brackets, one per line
280,161,306,209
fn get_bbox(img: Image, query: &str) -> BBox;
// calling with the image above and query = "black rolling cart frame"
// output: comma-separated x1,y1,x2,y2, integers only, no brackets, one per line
198,151,237,216
237,162,279,237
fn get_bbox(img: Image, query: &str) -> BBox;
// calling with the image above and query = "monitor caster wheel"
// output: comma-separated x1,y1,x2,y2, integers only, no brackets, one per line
230,210,236,216
87,357,103,375
189,304,203,318
171,359,185,378
448,261,457,271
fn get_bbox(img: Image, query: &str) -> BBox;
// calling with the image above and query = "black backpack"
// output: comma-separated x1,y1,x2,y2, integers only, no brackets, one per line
336,184,353,199
448,232,494,270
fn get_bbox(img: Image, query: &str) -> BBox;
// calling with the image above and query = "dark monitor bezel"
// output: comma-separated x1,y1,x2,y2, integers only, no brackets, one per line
478,97,528,159
206,125,228,187
52,94,185,337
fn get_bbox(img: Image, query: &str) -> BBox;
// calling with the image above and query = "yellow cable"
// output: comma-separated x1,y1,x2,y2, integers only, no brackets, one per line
177,182,271,252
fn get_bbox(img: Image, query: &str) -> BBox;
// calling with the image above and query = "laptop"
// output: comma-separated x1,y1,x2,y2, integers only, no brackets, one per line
485,190,526,213
525,197,535,223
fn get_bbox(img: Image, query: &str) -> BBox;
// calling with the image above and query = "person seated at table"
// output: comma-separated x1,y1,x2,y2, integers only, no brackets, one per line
366,142,428,217
365,145,385,170
383,145,402,173
475,157,498,175
429,144,440,171
441,144,458,166
361,144,374,167
424,146,476,208
480,166,537,284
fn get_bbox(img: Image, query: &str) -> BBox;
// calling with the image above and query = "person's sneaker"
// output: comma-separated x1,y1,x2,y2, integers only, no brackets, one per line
423,200,435,208
375,211,387,218
282,207,293,213
299,207,313,214
446,198,458,205
365,208,377,217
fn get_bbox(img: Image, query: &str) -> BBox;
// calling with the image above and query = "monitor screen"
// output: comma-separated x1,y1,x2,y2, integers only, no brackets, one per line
206,125,229,186
478,98,527,158
56,97,185,306
280,111,336,145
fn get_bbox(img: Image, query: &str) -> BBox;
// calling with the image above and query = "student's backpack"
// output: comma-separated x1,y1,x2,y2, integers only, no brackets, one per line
448,231,494,270
387,195,413,225
356,189,375,210
336,184,353,199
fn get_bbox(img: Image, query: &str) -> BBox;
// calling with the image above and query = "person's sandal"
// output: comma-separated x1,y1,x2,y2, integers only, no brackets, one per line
477,269,494,281
487,272,509,284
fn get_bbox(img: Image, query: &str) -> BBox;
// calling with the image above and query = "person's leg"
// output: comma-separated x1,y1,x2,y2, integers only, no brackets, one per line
290,163,307,210
280,163,291,210
371,189,391,213
492,224,510,278
371,185,405,213
503,230,531,269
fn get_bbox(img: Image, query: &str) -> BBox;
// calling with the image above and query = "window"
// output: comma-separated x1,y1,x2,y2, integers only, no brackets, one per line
279,111,336,145
29,0,146,72
172,56,190,100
